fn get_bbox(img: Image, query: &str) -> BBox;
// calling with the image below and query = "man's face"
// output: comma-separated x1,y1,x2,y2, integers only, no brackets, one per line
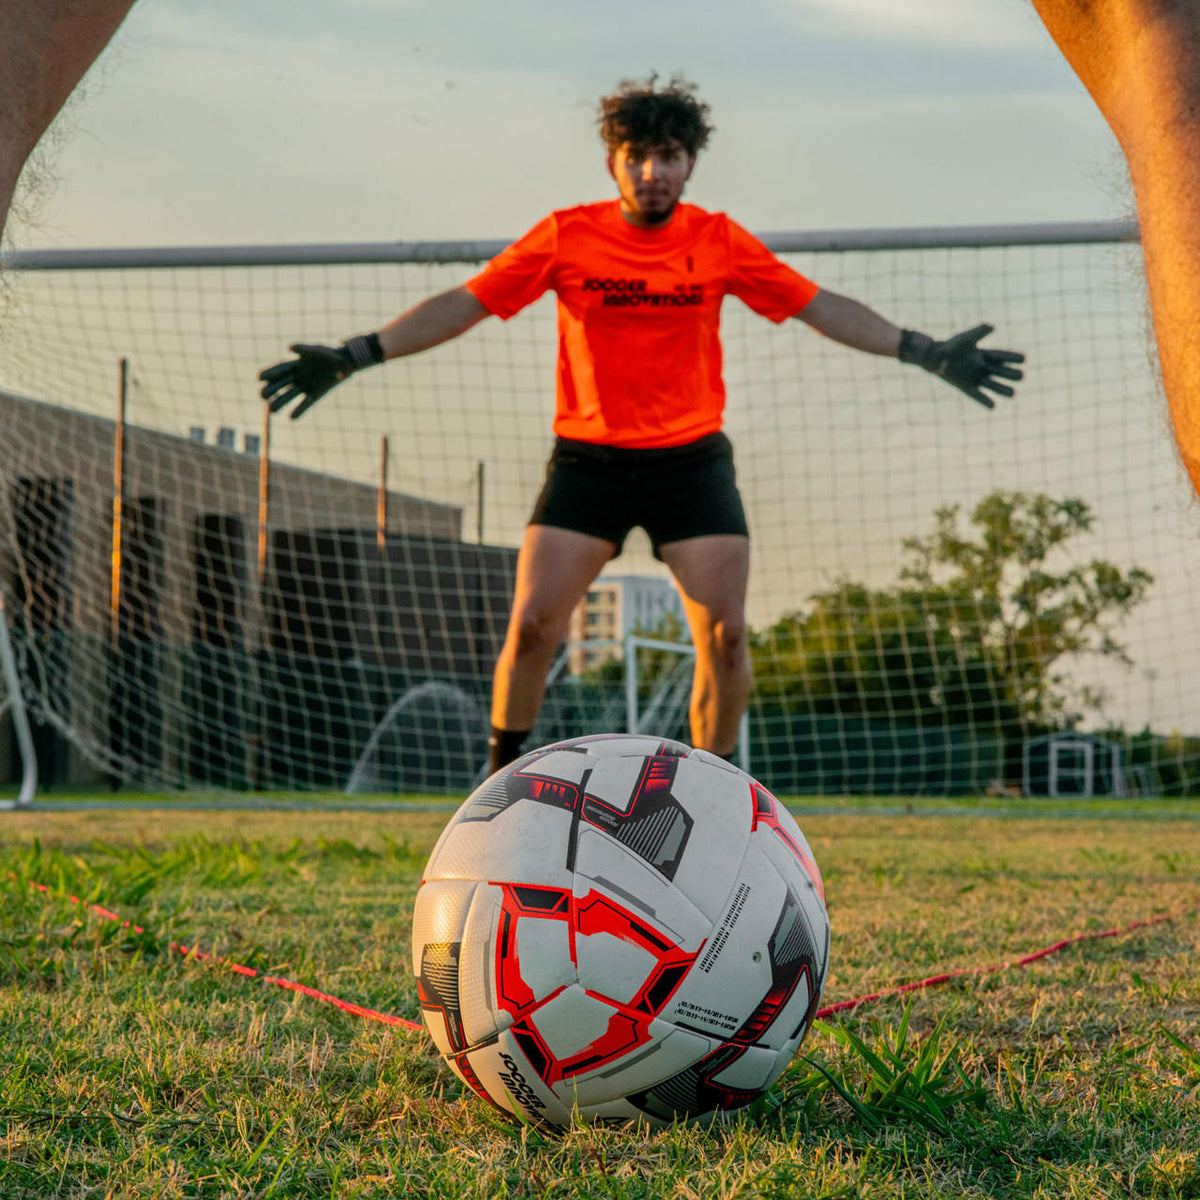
607,140,695,227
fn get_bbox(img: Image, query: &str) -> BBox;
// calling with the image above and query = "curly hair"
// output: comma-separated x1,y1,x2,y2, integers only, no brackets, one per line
596,75,714,156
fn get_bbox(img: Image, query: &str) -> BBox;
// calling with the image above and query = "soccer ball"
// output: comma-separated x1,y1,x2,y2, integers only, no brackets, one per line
411,733,830,1126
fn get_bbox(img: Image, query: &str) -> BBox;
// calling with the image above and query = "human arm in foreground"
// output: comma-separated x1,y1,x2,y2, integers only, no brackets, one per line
1031,0,1200,491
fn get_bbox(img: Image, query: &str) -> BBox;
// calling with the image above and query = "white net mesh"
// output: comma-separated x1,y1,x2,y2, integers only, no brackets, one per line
1,228,1196,797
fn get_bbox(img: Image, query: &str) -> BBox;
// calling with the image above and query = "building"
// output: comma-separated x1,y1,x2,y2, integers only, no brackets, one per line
0,387,517,790
566,574,687,674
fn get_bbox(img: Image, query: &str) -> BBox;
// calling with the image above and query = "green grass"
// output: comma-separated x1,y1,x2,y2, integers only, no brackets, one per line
13,789,1200,821
1,803,1198,1199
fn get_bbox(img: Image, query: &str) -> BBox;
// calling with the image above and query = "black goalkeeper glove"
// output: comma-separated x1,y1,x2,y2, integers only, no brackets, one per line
258,333,385,419
898,324,1024,409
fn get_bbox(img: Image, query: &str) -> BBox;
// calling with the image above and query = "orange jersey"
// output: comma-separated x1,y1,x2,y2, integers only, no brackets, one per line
465,201,819,448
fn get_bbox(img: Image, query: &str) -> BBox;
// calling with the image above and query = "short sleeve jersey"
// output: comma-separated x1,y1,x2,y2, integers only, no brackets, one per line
465,201,819,448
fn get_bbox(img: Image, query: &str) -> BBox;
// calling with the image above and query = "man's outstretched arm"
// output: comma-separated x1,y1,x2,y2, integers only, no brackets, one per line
796,288,1024,409
1031,0,1200,494
260,286,489,419
375,286,489,360
794,289,902,356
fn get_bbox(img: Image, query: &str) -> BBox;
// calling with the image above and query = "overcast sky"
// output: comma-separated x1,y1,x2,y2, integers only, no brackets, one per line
13,0,1127,249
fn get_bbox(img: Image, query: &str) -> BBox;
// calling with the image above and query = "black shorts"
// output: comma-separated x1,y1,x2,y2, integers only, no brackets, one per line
528,432,749,556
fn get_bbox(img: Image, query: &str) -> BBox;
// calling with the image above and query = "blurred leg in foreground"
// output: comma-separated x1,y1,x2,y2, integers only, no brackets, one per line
1032,0,1200,497
0,0,134,241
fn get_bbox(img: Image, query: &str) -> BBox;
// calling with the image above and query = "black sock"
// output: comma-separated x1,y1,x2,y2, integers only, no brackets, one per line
489,726,532,776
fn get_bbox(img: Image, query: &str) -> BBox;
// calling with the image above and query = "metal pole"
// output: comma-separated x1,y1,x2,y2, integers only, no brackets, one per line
245,403,272,792
377,435,389,553
256,401,271,588
476,461,485,544
0,594,37,808
110,357,127,646
0,219,1142,272
625,634,638,734
738,713,751,777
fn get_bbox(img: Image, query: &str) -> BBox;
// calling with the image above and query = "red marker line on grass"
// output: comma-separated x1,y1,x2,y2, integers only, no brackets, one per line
24,880,424,1033
813,908,1188,1018
24,879,1193,1033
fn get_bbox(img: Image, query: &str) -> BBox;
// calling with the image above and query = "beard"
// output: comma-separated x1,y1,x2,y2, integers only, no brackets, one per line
632,188,679,225
638,201,678,226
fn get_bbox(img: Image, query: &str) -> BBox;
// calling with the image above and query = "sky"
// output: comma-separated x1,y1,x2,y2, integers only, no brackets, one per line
13,0,1128,249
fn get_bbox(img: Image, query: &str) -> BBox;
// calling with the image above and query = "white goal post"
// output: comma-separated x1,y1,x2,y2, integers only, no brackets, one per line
1,218,1197,799
0,595,37,808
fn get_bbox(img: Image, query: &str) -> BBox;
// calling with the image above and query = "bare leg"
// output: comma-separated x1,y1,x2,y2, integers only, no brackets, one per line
490,524,615,731
1031,0,1200,495
657,534,751,757
0,0,134,239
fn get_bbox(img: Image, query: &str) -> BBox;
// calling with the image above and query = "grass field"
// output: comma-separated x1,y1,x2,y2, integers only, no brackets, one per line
2,799,1198,1199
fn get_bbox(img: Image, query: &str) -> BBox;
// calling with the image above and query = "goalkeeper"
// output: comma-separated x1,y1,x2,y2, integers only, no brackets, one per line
261,75,1024,776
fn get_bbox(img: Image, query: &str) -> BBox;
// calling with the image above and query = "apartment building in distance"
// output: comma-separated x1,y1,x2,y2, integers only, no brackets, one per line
566,574,687,674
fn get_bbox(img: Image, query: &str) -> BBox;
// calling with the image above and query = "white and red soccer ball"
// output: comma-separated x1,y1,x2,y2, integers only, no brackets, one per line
411,733,830,1126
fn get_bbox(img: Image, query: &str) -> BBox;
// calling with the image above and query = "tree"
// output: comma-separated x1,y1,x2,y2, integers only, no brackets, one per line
752,579,1016,727
900,492,1153,726
753,491,1153,730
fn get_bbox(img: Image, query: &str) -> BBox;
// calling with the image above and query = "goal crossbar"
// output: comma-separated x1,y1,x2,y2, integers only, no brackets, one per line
0,220,1139,272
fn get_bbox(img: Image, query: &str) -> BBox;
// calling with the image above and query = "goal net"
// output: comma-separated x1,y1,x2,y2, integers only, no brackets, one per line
1,223,1197,798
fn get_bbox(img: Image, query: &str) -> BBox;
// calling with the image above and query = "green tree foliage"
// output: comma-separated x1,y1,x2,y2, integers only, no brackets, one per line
752,577,1015,727
753,491,1153,729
